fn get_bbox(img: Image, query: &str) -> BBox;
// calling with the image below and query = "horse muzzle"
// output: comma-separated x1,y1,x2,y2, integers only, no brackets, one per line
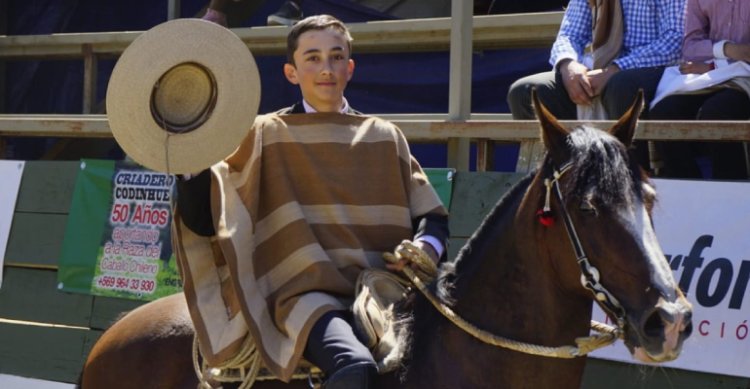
628,296,693,363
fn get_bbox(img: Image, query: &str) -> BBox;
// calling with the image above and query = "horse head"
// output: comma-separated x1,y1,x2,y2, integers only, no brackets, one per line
531,90,693,363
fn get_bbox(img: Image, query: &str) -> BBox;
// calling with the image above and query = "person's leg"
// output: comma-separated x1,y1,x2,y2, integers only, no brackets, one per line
304,310,377,388
649,94,707,178
600,66,665,174
267,0,303,26
507,70,577,119
600,66,665,118
698,88,750,179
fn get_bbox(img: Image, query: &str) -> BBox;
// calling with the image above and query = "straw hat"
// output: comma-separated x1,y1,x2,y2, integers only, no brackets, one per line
107,18,260,174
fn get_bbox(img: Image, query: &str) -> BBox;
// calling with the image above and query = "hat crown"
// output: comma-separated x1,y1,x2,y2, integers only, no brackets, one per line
151,62,217,133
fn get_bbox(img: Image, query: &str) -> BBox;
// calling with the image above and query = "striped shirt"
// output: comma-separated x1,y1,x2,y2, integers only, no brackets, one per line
682,0,750,62
550,0,686,70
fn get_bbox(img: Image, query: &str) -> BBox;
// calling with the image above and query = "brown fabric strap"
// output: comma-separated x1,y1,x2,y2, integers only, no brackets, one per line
589,0,624,69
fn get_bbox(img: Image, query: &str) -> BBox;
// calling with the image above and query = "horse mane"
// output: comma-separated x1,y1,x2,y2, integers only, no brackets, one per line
565,126,643,208
392,125,645,381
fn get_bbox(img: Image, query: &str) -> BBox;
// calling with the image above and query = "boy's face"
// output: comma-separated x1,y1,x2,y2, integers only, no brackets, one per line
283,28,354,113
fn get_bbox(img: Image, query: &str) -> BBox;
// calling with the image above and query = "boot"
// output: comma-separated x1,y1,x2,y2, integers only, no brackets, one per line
321,362,376,389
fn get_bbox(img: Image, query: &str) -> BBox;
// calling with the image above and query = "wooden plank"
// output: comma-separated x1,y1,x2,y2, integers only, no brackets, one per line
3,115,750,143
0,322,100,383
15,161,79,214
0,267,93,327
0,12,562,59
0,114,110,138
515,139,545,173
449,172,526,237
5,213,68,268
89,296,145,331
582,358,750,389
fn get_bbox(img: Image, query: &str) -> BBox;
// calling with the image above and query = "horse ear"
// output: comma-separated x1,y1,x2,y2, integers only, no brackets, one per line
608,89,644,147
533,88,570,163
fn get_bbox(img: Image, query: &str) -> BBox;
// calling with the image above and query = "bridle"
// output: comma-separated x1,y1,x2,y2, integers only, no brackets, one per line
395,162,626,358
545,161,627,329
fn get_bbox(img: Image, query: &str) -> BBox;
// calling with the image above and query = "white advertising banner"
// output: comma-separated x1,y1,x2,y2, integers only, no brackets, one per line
590,178,750,378
0,161,25,289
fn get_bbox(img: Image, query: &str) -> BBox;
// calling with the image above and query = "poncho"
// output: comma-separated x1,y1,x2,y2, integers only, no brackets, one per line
172,112,447,381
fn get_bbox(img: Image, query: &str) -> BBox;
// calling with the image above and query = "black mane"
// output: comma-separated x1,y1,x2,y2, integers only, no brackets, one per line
564,126,643,208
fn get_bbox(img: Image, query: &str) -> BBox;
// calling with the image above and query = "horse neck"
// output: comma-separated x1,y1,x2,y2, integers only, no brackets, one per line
449,173,593,343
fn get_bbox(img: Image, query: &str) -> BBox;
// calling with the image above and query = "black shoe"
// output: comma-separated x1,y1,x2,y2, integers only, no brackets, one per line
267,1,303,26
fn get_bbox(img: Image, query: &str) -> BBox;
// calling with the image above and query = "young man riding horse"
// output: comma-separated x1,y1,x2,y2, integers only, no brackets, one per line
172,15,448,389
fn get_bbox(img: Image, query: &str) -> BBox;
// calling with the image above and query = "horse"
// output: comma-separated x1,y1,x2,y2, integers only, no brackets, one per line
80,92,692,389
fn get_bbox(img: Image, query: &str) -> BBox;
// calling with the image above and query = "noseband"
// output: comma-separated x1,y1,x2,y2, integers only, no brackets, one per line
544,162,627,329
395,163,625,359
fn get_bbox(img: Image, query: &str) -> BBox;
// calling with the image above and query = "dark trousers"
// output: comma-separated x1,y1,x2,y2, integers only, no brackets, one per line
506,66,665,172
506,66,665,120
303,310,376,377
650,88,750,179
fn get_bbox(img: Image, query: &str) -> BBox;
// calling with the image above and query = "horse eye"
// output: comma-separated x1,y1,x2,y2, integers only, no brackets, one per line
580,200,598,215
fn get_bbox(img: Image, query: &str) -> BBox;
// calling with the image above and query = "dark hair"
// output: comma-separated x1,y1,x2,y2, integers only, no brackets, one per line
286,14,353,65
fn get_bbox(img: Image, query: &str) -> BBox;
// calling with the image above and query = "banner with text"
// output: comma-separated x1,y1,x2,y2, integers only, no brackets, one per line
591,179,750,378
0,161,25,289
58,160,182,300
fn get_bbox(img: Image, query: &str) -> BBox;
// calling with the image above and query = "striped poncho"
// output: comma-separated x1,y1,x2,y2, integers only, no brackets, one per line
173,112,447,381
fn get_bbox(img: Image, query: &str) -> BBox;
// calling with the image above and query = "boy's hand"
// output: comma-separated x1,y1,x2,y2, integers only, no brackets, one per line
383,240,438,281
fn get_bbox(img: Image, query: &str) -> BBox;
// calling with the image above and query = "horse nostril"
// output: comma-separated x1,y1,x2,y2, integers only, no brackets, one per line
682,311,693,337
643,310,665,338
683,320,693,337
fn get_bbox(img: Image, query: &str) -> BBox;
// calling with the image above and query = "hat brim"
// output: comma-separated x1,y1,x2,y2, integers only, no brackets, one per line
107,18,260,174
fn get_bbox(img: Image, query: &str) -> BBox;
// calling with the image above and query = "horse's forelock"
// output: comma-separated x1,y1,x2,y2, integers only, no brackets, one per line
566,126,642,208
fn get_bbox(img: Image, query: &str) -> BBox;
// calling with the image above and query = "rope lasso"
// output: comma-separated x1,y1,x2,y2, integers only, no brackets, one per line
192,334,262,389
383,240,623,359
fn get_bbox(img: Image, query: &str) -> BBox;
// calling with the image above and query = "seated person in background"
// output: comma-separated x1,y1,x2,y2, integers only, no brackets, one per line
649,0,750,180
202,0,303,27
507,0,685,170
174,15,449,389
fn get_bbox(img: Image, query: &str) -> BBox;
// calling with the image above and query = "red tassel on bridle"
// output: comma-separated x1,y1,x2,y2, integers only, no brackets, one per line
536,168,565,227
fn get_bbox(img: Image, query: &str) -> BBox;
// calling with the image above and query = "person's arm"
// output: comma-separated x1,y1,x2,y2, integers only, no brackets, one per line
549,0,596,105
724,42,750,63
549,0,592,69
612,0,685,70
681,0,713,62
413,213,449,263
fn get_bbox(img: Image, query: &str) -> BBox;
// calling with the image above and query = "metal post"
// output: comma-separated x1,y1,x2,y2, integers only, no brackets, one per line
168,0,181,20
446,0,472,171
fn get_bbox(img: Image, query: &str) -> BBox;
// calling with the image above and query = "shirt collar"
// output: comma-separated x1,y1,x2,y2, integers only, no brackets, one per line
302,98,349,114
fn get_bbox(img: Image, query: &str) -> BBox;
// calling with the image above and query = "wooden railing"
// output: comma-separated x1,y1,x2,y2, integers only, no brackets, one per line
0,12,562,58
1,10,748,173
1,114,749,172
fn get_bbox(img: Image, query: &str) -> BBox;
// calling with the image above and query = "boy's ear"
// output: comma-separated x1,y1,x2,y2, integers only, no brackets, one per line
347,59,355,81
284,63,299,85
